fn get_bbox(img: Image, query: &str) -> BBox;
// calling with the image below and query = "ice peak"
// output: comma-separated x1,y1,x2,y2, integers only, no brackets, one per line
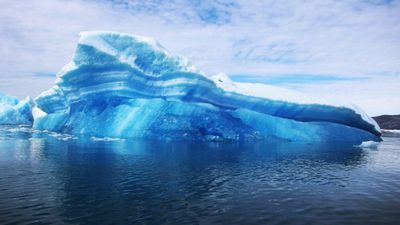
212,72,232,83
75,31,202,76
211,72,237,91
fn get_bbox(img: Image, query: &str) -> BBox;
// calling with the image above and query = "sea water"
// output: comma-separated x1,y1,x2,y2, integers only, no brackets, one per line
0,125,399,225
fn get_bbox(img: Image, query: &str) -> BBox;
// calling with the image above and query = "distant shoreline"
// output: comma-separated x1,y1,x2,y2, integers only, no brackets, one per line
373,115,400,130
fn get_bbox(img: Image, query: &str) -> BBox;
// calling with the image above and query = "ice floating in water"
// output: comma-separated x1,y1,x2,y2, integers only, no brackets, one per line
0,125,77,141
31,31,381,143
356,141,380,149
90,136,125,142
0,92,34,125
46,132,77,141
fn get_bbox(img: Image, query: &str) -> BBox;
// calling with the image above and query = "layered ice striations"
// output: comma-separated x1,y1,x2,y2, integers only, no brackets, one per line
33,31,381,143
0,92,34,125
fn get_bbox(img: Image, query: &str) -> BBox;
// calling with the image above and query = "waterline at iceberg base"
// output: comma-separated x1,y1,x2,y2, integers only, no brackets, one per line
11,31,382,143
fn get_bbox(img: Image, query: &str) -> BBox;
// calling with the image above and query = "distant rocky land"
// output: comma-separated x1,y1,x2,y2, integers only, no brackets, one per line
373,115,400,130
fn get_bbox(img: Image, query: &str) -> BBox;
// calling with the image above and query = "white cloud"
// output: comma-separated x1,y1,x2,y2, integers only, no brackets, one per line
290,76,400,116
0,0,399,115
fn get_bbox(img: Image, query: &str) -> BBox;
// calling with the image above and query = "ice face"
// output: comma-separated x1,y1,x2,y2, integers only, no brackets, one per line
0,92,34,125
33,31,381,143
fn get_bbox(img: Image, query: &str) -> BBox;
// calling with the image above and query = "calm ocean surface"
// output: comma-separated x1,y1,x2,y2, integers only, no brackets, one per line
0,125,399,225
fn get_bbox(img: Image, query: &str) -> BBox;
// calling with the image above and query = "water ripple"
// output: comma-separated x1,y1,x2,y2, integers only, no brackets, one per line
0,125,399,224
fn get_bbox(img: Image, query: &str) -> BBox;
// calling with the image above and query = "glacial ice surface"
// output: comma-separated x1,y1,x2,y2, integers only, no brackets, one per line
0,92,34,125
33,31,381,143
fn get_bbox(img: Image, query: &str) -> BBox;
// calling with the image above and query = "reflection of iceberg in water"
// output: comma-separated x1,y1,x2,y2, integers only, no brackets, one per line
32,31,380,143
0,130,359,222
1,126,400,224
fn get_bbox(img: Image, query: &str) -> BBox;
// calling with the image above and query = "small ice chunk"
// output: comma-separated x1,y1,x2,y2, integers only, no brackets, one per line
356,141,380,149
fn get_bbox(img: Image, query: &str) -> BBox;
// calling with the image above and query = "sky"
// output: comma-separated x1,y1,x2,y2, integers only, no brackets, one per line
0,0,399,116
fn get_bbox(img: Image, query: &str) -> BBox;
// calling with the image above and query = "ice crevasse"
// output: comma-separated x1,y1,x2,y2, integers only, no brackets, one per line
33,31,381,143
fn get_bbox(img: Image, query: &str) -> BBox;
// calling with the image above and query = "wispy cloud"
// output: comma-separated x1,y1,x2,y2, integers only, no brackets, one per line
0,0,399,115
231,74,368,85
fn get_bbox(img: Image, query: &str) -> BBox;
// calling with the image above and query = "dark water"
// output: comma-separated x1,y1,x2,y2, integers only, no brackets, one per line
0,126,399,225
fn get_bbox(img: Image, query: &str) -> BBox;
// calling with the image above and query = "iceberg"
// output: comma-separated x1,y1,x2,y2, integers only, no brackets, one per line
0,92,34,125
33,31,381,143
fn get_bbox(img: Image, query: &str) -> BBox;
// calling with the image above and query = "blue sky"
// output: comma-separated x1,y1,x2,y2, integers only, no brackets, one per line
0,0,399,115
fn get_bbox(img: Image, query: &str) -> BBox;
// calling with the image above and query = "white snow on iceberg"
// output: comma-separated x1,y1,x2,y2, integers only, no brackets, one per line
33,31,381,143
0,92,34,125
